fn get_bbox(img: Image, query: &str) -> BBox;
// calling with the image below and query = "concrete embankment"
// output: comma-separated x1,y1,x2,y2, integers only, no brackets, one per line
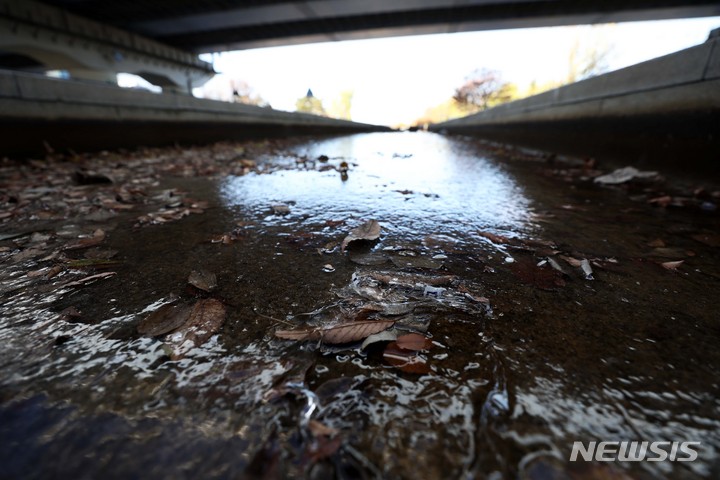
430,34,720,170
0,70,389,156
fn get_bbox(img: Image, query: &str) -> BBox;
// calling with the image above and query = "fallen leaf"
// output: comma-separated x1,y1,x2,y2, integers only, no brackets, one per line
276,319,394,345
661,260,684,270
27,267,50,278
383,342,430,374
138,302,192,337
396,333,433,351
165,298,226,359
63,229,106,251
188,269,218,292
321,319,395,344
594,166,657,185
341,220,381,252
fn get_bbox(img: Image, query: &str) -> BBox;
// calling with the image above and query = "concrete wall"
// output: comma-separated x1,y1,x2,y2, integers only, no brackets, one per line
0,70,388,156
432,35,720,130
429,36,720,168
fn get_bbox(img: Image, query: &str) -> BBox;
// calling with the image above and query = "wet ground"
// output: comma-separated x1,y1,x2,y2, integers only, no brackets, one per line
1,132,719,479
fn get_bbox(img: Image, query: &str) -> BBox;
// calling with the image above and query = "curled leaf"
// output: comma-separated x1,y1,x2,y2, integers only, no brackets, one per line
341,220,381,252
661,260,684,270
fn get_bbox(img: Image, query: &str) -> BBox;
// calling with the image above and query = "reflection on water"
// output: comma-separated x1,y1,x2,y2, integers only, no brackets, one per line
221,132,533,239
1,132,719,479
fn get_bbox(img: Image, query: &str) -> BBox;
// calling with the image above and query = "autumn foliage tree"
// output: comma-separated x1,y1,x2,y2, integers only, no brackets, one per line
296,89,327,116
453,68,516,113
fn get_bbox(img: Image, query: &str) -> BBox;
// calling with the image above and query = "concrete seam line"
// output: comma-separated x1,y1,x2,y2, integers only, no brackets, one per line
701,38,718,81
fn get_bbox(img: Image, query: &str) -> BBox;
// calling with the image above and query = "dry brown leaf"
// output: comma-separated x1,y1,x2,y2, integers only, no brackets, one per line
165,298,226,359
275,319,394,344
396,333,433,351
138,302,192,337
661,260,684,270
341,220,381,252
63,229,106,251
321,319,394,344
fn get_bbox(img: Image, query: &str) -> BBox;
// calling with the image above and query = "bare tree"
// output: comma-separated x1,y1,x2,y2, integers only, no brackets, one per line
566,25,615,83
453,68,515,113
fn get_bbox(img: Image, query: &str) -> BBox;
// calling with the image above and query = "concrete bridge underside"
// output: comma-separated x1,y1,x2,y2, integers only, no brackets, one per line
31,0,720,53
0,0,718,166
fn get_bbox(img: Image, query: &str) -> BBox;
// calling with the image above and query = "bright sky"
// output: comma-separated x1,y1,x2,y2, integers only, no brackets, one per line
192,17,720,126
